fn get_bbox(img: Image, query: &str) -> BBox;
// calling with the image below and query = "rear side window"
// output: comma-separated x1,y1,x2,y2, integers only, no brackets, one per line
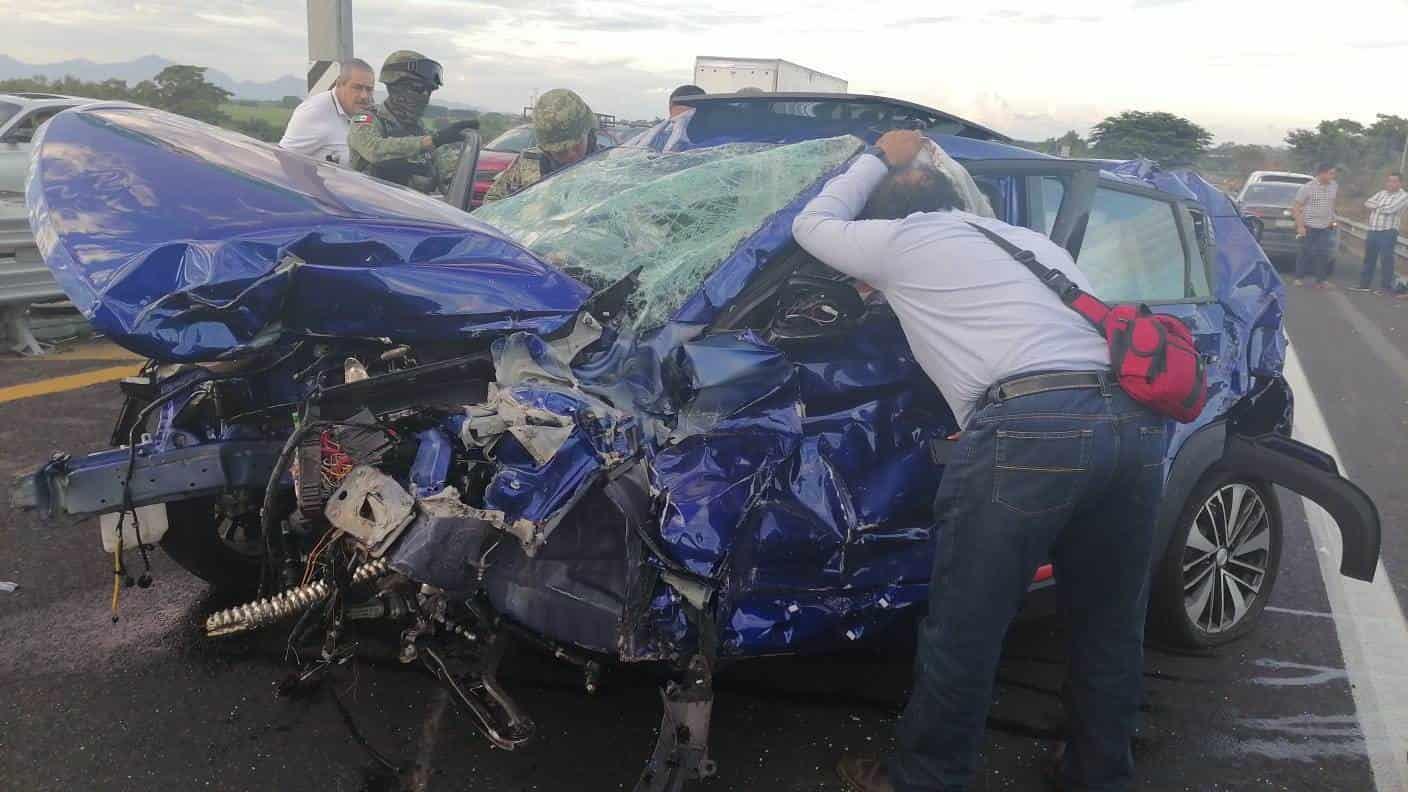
1029,176,1064,236
5,106,70,143
1076,188,1208,303
0,101,19,127
1241,182,1301,205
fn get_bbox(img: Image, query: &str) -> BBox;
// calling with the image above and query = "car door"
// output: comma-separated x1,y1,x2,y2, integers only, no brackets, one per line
683,162,1102,655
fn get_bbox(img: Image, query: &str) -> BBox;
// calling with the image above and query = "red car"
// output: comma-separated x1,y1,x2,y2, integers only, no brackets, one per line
471,124,623,207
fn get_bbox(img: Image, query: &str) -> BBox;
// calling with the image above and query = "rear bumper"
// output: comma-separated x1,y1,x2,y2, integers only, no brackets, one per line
1258,230,1301,256
12,440,284,522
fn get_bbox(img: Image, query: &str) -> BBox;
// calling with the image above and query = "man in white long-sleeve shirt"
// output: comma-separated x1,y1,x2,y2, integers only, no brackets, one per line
795,131,1164,792
278,59,375,166
1356,172,1407,293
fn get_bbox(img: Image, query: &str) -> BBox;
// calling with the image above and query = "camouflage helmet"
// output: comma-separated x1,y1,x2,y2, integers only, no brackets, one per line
380,50,443,88
533,89,596,154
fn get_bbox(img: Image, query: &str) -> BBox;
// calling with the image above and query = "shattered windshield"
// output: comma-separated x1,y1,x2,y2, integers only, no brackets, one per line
474,135,863,329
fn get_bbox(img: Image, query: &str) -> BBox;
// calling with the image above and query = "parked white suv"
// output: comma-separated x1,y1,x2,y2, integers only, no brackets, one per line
0,93,95,196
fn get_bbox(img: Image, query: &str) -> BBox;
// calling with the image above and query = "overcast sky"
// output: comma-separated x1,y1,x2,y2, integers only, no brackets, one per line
4,0,1406,145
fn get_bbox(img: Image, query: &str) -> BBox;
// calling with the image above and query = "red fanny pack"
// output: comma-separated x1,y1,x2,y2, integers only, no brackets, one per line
967,222,1208,423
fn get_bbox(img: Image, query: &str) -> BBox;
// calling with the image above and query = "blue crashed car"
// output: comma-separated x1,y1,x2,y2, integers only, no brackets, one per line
15,95,1379,784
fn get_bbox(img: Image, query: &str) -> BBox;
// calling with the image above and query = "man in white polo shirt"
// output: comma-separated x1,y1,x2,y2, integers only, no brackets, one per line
794,131,1166,792
278,59,375,166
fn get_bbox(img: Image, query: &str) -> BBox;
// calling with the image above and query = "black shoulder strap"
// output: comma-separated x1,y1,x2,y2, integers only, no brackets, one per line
964,221,1081,304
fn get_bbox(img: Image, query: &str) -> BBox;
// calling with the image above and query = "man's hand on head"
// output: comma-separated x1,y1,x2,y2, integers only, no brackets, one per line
876,130,926,169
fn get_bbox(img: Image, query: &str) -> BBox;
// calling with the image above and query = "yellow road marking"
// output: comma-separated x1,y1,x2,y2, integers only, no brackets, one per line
0,344,141,363
0,364,142,405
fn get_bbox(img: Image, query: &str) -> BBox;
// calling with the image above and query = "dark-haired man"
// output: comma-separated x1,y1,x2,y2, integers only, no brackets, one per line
1292,163,1339,288
793,130,1165,792
669,84,705,118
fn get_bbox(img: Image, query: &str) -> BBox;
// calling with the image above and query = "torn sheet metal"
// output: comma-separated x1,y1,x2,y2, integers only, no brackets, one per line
325,466,416,557
409,429,454,497
386,487,493,593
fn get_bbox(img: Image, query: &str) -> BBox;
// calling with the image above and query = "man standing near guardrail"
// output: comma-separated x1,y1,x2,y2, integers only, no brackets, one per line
1355,172,1407,294
1292,163,1338,289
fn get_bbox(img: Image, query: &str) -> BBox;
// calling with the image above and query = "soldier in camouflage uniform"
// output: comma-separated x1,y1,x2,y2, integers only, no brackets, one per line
348,50,477,194
483,89,597,203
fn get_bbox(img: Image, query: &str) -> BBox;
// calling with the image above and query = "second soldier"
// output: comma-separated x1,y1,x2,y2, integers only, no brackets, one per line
349,50,477,195
483,89,597,203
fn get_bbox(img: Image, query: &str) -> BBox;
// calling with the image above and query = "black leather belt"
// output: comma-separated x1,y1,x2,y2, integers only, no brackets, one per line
979,370,1110,410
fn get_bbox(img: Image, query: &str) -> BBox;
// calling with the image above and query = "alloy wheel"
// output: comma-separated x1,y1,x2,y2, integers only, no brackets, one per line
1183,483,1273,634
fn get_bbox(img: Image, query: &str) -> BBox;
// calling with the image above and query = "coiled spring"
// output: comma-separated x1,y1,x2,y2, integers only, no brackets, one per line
205,558,389,637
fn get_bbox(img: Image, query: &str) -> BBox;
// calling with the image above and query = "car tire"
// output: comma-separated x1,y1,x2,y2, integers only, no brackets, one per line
159,496,264,596
1149,473,1282,649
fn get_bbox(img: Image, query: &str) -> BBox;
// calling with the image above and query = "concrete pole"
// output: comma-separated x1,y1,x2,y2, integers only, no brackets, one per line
307,0,354,95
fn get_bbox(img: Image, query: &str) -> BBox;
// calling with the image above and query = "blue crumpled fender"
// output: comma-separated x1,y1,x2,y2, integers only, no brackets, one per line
26,104,590,361
649,331,803,577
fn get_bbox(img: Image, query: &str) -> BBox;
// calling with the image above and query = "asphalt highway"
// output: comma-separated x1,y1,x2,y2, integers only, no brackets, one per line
1,264,1403,791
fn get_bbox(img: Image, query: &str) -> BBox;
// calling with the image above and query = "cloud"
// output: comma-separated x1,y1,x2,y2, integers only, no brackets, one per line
6,0,1407,144
1351,39,1408,49
1024,14,1102,24
892,10,1101,27
193,13,285,32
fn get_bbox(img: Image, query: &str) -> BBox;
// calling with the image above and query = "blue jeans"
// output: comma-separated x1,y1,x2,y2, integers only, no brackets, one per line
1294,227,1334,281
890,385,1166,792
1359,228,1399,290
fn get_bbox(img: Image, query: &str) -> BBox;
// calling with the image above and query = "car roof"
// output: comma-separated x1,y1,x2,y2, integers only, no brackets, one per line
0,93,94,108
1247,170,1312,182
675,92,1011,142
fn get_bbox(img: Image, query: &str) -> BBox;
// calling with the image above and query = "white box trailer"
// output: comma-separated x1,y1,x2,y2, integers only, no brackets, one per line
693,57,848,94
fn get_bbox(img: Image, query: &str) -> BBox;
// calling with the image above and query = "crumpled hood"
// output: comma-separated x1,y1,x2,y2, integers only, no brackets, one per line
26,103,591,361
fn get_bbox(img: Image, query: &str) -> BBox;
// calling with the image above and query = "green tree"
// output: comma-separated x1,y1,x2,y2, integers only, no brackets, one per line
1088,111,1213,166
229,117,280,142
1364,114,1408,164
1198,142,1288,182
132,65,231,124
1284,119,1366,171
0,74,127,101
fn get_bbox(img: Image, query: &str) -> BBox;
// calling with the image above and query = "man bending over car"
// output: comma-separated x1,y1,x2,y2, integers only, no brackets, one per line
792,130,1165,792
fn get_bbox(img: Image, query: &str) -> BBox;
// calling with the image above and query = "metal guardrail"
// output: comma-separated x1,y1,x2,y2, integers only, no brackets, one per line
0,202,67,354
1335,214,1408,269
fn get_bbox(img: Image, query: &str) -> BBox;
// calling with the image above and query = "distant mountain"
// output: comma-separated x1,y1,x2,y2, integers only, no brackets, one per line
0,54,306,100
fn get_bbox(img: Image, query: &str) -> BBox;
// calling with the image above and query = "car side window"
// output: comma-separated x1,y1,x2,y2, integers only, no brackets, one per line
5,107,68,143
1029,176,1064,236
1076,187,1206,303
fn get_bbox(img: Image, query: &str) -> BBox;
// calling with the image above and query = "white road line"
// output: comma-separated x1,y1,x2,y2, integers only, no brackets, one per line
1264,605,1335,619
1283,340,1408,792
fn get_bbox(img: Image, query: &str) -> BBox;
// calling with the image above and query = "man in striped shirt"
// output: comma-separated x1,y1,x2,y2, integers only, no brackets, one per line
1356,172,1406,293
1292,163,1338,288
